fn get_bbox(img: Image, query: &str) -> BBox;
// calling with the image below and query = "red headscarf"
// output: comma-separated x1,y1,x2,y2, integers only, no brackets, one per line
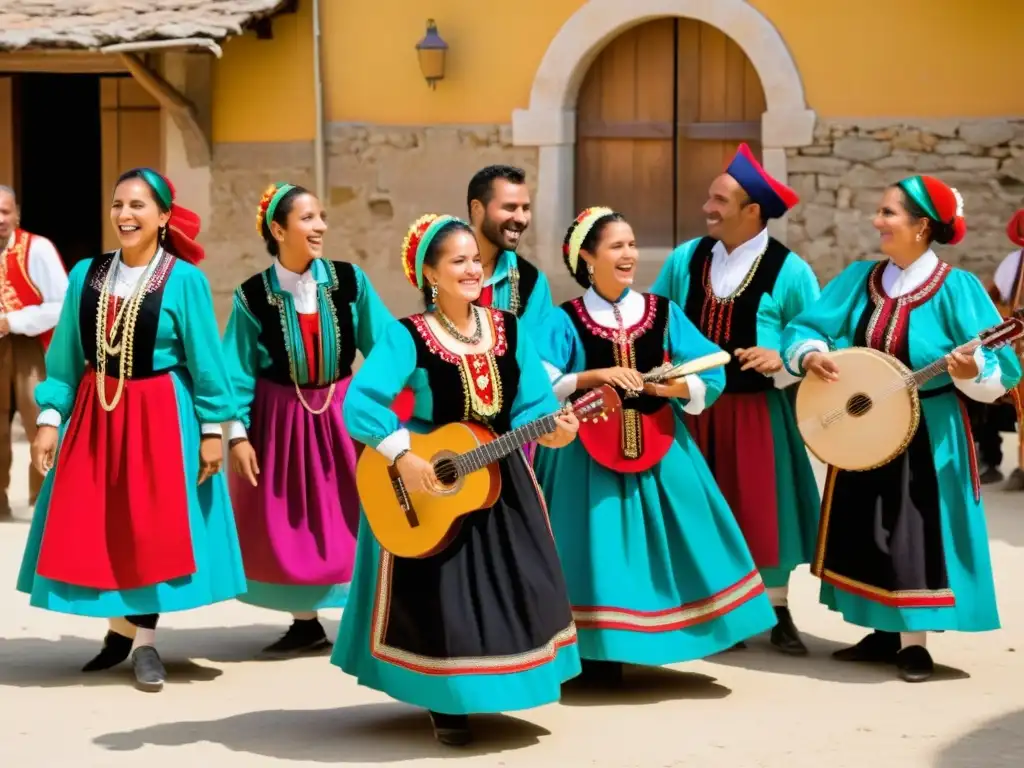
1007,209,1024,249
136,168,205,265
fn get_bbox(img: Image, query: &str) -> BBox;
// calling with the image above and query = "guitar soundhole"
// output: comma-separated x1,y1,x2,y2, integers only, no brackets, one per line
433,458,459,487
846,393,872,417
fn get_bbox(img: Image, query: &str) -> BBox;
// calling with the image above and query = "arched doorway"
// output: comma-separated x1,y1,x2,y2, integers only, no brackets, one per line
575,17,766,249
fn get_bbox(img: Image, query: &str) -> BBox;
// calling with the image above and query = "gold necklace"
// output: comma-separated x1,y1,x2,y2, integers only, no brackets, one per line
95,252,163,411
435,305,483,345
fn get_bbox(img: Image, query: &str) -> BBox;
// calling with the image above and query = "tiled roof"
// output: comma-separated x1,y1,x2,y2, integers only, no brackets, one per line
0,0,290,51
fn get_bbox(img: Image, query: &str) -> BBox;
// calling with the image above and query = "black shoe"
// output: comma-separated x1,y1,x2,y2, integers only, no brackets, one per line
578,659,624,686
730,640,747,650
131,646,166,692
979,466,1004,485
428,711,471,746
832,630,900,663
82,630,134,672
1004,468,1024,491
896,645,934,682
260,618,331,658
769,606,808,656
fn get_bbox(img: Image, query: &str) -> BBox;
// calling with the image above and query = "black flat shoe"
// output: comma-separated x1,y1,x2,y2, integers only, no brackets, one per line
578,659,624,686
1004,468,1024,491
260,618,331,658
131,646,166,692
896,645,934,682
82,630,134,672
832,630,900,663
979,466,1004,485
429,711,471,746
769,606,808,656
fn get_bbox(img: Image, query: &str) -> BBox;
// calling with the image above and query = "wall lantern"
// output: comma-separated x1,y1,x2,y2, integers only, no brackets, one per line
415,19,448,89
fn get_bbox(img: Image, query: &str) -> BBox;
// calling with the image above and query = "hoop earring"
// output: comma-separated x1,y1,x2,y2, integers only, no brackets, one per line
430,284,438,303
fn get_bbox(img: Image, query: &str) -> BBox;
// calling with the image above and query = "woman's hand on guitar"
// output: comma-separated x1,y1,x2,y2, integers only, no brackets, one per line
946,348,980,380
599,366,645,392
395,452,443,495
537,407,579,449
802,351,840,383
643,378,691,400
229,439,261,487
734,346,782,375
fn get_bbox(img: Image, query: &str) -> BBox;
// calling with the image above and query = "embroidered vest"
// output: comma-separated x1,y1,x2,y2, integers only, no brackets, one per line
0,229,57,349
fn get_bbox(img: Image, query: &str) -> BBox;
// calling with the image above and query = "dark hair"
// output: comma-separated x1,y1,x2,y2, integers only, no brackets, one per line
419,219,476,308
894,186,955,245
741,195,770,228
562,211,628,289
466,165,526,216
114,168,181,257
261,185,313,257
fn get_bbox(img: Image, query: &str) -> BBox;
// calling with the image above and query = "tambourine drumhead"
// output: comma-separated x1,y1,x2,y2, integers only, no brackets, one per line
794,347,920,471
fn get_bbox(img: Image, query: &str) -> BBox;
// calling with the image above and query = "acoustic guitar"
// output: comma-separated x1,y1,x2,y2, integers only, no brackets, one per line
579,349,731,473
794,311,1024,471
356,384,618,559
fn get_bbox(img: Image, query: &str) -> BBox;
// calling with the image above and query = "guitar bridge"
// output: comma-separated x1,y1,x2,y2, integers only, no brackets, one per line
388,465,419,528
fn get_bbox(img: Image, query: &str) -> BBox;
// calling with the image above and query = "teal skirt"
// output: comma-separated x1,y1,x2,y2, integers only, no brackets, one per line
533,413,777,666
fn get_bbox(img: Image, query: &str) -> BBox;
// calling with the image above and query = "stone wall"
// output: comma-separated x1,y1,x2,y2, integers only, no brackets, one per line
201,123,538,323
786,118,1024,284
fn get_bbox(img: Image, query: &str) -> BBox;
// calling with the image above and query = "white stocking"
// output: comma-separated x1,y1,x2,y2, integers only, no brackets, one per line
900,631,927,649
767,586,789,607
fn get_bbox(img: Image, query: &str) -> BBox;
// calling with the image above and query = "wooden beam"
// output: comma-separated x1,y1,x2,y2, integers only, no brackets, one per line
118,53,209,167
0,51,130,74
577,120,761,141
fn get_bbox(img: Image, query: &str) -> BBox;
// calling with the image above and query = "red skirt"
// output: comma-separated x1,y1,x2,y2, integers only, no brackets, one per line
684,391,779,567
35,370,195,590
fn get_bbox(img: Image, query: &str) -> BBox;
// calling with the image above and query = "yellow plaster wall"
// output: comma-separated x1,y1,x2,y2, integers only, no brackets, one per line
212,0,1023,141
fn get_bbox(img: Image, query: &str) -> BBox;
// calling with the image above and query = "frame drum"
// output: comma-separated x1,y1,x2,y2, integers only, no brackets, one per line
794,347,921,471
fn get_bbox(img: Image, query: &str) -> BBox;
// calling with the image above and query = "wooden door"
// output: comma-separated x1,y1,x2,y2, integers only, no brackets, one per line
100,77,163,252
575,18,766,249
0,78,14,192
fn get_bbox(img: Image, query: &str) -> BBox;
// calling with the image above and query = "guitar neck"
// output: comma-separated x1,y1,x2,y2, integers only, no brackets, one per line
455,414,558,474
911,340,979,388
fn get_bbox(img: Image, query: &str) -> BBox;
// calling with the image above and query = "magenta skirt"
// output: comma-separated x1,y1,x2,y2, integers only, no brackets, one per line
230,378,360,588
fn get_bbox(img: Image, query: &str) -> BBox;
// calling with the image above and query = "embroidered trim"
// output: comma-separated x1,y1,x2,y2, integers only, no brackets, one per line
508,264,521,315
569,293,657,344
408,308,509,364
697,241,767,344
0,230,42,312
813,466,956,608
370,549,578,675
864,260,952,355
572,570,765,632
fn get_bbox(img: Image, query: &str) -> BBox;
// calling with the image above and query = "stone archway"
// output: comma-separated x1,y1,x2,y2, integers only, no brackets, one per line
512,0,816,278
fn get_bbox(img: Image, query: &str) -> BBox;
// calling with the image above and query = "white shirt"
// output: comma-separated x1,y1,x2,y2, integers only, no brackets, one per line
36,250,224,433
992,249,1022,304
709,227,800,389
787,250,1006,403
225,260,321,441
542,287,708,413
2,232,69,337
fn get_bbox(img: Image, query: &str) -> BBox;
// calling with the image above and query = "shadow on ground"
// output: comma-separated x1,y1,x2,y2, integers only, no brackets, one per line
93,702,547,762
933,708,1024,767
0,621,339,688
703,632,969,684
560,665,730,706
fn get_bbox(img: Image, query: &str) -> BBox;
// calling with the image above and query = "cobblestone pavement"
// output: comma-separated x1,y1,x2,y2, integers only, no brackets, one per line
2,426,1023,767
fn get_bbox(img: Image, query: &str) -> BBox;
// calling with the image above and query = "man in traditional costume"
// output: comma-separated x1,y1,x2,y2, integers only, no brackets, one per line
969,208,1024,488
467,165,554,329
0,185,68,518
651,144,821,655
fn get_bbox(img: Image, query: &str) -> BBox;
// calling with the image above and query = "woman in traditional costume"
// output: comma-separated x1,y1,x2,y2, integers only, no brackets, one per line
222,182,395,656
781,175,1022,682
532,207,776,683
19,168,245,692
332,214,581,746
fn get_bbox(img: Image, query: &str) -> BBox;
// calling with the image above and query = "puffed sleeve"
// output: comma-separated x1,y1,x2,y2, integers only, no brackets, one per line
766,254,822,389
533,307,585,401
178,265,238,426
666,299,726,415
34,259,90,427
944,270,1023,403
342,320,416,461
510,317,560,428
221,289,261,441
781,262,874,377
352,264,396,357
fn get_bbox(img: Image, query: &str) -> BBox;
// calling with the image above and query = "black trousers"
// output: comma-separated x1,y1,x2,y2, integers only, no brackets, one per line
126,614,159,630
968,400,1014,469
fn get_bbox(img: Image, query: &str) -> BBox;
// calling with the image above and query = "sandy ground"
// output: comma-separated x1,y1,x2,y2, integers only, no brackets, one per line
2,422,1024,768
